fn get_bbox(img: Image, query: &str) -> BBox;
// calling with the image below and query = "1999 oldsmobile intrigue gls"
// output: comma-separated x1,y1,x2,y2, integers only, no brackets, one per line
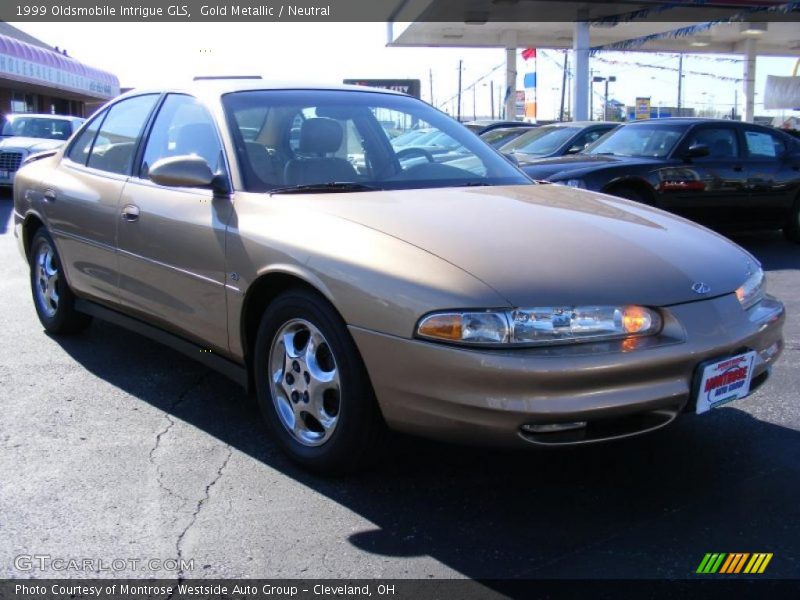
13,81,785,472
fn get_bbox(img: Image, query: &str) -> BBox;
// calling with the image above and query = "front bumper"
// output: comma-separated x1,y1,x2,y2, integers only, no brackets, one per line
350,294,784,447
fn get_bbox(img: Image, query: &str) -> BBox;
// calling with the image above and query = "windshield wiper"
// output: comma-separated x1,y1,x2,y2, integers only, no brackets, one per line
269,182,381,195
452,181,493,187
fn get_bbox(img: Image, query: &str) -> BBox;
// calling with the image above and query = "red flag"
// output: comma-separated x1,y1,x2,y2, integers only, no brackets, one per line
521,48,537,61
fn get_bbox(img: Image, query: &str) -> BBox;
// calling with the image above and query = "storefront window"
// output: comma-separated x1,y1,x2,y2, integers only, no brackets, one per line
10,91,35,113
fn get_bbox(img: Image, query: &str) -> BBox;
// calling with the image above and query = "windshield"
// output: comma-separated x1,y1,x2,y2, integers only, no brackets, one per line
222,90,530,192
1,116,75,140
503,126,579,156
480,128,529,148
584,124,686,158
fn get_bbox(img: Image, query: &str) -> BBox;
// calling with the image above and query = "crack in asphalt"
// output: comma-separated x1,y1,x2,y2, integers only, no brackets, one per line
174,444,234,580
148,375,207,505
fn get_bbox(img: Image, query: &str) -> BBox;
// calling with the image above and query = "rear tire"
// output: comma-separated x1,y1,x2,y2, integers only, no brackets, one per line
29,229,92,334
253,288,386,473
784,198,800,243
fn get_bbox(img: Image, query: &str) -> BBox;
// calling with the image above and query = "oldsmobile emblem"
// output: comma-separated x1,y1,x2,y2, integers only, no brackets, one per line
692,282,711,294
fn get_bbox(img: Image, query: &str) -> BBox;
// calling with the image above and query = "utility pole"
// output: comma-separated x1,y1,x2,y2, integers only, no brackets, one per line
589,69,595,121
498,85,503,119
429,68,434,106
490,80,495,119
604,76,616,121
456,60,463,122
472,85,477,121
559,51,568,122
733,88,738,120
677,53,683,116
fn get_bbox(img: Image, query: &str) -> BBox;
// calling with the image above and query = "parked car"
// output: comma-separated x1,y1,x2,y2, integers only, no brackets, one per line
505,121,618,161
463,119,535,135
0,113,84,187
14,82,784,472
519,118,800,241
479,124,538,149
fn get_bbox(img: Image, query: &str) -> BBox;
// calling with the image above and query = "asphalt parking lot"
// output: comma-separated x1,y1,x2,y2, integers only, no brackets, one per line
0,191,798,583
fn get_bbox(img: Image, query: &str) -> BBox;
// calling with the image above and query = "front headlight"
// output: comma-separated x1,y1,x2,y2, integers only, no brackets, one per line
735,268,765,309
416,305,662,346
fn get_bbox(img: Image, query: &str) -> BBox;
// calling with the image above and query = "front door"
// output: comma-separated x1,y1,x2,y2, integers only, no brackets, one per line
116,94,232,352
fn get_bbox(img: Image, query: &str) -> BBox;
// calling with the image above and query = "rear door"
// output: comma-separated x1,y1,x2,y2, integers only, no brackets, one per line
741,125,796,226
42,94,159,305
116,93,232,352
661,123,749,225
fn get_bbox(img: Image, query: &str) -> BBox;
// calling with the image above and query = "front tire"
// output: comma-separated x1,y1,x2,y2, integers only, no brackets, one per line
253,289,386,473
29,229,91,334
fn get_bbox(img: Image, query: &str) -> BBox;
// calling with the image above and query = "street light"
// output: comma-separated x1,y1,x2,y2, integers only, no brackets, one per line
592,75,617,121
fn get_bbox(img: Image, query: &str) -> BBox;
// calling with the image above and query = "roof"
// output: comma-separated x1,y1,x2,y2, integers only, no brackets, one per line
389,2,800,57
5,113,83,121
0,26,119,99
548,121,616,127
118,79,408,102
625,117,739,124
0,23,52,50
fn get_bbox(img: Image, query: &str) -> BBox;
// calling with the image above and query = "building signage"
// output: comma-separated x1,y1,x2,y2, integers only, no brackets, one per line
343,79,421,98
0,53,118,98
635,97,651,120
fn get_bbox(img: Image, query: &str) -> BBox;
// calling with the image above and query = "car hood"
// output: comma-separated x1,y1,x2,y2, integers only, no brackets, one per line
305,184,755,308
0,137,65,152
519,154,659,180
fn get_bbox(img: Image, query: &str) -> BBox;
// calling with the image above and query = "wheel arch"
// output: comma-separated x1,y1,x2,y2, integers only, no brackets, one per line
239,268,341,387
602,177,657,204
21,212,46,263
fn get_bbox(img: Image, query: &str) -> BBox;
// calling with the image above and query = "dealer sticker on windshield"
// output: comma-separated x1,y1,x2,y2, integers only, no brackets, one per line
695,351,757,414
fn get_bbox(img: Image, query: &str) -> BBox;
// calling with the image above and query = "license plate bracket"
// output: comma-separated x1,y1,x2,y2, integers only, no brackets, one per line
694,351,757,415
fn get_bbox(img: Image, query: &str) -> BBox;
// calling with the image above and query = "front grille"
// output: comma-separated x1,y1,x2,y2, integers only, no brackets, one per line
0,151,24,172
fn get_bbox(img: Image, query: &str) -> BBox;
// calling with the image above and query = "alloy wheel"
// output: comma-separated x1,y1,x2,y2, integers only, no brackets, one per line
35,242,59,318
268,318,341,446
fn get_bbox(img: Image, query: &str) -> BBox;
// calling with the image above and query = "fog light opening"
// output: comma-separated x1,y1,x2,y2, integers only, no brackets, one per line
760,342,780,362
521,421,588,434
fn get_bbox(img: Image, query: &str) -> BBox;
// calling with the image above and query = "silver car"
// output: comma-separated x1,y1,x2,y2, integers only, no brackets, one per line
0,113,84,187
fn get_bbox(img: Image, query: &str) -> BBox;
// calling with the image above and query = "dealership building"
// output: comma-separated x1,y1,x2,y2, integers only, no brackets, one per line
0,23,119,119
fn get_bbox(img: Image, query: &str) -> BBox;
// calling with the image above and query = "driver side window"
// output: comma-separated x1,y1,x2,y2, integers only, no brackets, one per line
140,94,222,180
685,127,739,160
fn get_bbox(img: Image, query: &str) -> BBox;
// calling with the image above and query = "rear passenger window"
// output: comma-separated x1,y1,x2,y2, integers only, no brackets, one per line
67,110,107,166
744,130,785,158
87,94,158,175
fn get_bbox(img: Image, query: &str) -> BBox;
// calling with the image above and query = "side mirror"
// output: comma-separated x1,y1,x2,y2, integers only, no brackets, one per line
683,143,710,160
566,145,584,155
149,155,217,189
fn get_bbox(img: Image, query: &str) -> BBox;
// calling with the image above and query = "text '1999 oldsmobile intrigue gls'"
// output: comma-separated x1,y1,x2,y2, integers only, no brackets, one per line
13,79,785,472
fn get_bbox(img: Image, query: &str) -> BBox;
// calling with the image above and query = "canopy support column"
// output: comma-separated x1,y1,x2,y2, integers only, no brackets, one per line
572,21,590,121
505,47,517,120
743,37,757,123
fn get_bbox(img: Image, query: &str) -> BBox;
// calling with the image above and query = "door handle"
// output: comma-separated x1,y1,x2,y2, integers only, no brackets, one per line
43,189,57,202
121,204,140,222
